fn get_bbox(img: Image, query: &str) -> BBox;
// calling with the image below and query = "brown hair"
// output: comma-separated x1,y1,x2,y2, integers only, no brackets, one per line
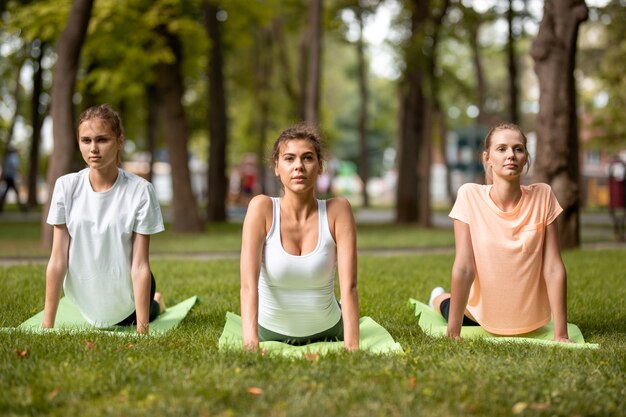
77,104,125,164
483,122,531,173
270,122,324,169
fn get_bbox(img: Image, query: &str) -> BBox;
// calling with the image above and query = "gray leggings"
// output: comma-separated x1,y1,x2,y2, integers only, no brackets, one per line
258,316,344,345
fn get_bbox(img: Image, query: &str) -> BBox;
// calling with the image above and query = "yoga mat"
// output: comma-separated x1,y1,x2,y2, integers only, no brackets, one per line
409,298,598,349
1,296,197,336
219,312,404,357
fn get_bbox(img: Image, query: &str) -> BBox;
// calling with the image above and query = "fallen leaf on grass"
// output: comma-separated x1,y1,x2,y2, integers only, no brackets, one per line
48,388,61,400
15,348,29,359
512,402,527,414
304,353,319,361
246,387,263,396
408,376,416,389
529,403,550,411
84,340,95,350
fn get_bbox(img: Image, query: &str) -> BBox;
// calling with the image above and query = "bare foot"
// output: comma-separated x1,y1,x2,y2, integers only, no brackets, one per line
154,292,166,313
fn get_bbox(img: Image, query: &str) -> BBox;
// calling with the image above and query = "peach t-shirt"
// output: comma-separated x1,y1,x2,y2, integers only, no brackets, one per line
449,183,563,335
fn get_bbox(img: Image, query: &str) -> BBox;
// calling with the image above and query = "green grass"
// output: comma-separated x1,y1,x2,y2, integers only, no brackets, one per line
0,221,457,259
0,213,618,259
1,250,625,416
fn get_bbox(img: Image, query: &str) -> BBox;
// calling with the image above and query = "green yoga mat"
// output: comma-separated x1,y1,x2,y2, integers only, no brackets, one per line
219,312,404,357
2,296,198,336
409,298,598,349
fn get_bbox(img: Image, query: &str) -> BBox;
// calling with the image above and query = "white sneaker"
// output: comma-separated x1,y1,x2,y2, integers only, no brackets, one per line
428,287,445,308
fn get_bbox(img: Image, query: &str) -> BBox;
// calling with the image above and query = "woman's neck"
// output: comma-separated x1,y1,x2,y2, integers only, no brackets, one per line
489,177,522,212
88,166,119,192
280,191,317,221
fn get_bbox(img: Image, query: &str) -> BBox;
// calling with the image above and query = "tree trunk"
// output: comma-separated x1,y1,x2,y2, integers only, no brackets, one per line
304,0,322,124
28,41,45,208
531,0,588,249
469,21,487,125
355,8,370,207
254,27,273,195
155,26,203,232
2,63,22,159
270,18,300,119
395,0,429,223
42,0,94,248
204,1,229,222
507,0,519,124
146,84,158,183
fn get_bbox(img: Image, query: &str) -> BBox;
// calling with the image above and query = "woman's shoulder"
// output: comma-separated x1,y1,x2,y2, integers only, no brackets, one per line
325,197,355,224
246,194,274,215
119,169,150,186
54,169,86,189
325,196,352,212
523,182,553,197
457,182,485,197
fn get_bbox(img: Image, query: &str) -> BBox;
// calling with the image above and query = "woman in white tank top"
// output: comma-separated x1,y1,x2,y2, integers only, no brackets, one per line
240,123,360,351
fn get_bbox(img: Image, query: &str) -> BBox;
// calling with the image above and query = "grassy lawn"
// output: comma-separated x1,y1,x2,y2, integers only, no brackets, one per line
0,221,457,259
0,210,618,259
1,250,625,416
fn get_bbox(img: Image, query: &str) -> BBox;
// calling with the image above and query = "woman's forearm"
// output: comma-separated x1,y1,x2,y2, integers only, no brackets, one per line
447,267,473,338
341,286,360,351
131,265,151,334
240,285,259,349
42,260,66,328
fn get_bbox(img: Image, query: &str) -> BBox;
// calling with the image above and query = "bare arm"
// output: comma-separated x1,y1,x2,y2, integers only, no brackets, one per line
131,233,152,335
43,225,70,328
447,220,475,339
542,221,571,342
329,198,360,351
240,195,270,350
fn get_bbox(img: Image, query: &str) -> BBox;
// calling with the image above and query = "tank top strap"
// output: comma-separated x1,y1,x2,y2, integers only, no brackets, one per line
317,199,332,242
266,197,281,242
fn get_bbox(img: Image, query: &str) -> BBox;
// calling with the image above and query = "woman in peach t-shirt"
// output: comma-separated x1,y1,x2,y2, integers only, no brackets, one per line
430,123,573,343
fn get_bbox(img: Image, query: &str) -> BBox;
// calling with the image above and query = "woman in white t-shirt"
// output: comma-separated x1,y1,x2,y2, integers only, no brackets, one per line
429,123,572,342
240,123,360,351
43,104,165,334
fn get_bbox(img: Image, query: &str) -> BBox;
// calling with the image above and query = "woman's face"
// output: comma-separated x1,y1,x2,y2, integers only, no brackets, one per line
78,118,123,173
274,139,322,193
484,129,528,180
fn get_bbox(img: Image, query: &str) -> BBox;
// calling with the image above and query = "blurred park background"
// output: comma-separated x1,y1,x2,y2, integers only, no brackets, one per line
0,0,624,249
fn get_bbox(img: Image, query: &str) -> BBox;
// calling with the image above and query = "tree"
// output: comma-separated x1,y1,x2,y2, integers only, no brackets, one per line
355,7,370,207
304,0,323,124
531,0,588,249
27,40,47,208
155,23,204,232
42,0,94,247
506,0,519,124
204,1,229,222
395,0,448,225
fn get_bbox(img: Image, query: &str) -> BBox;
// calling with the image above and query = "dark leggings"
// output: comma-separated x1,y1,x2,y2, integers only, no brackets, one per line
115,273,160,326
439,298,480,326
258,316,344,345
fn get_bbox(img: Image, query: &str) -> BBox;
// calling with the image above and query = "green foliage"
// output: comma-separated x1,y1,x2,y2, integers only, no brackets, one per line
4,0,70,42
0,250,625,416
579,1,626,150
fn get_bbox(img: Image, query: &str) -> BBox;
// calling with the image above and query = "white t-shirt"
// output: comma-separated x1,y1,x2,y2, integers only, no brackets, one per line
258,198,342,337
47,168,164,327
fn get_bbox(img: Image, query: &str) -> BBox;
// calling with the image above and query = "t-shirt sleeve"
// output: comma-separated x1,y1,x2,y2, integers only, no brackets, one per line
449,183,471,224
46,177,67,225
544,184,563,225
134,182,165,235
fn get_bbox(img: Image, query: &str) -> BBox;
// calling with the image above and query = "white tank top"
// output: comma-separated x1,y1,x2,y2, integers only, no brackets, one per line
258,197,342,336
